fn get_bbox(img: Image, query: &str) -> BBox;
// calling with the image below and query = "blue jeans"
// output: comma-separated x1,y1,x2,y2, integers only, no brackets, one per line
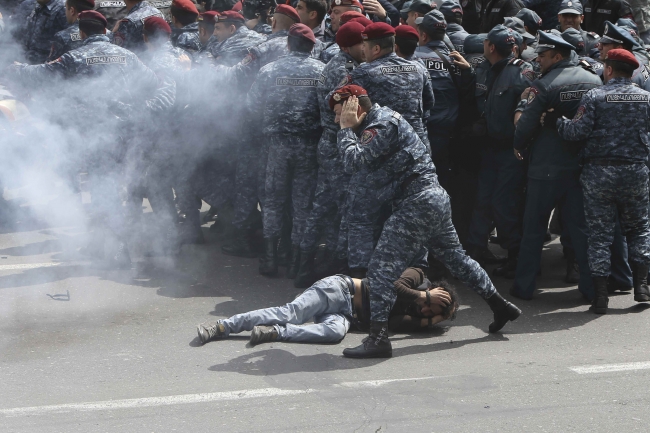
221,276,353,343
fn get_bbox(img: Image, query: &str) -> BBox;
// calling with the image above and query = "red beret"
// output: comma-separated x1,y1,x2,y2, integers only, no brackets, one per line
349,16,373,27
605,48,640,69
362,22,395,40
395,24,419,41
198,11,218,23
336,21,365,47
78,10,107,28
144,16,172,36
232,0,242,11
330,0,364,11
288,23,316,44
216,10,245,24
340,11,365,24
171,0,199,15
274,4,300,22
329,84,369,110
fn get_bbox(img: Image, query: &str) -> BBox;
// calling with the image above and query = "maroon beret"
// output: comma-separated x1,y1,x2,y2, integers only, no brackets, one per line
362,22,395,40
340,11,365,25
395,24,419,41
144,16,172,36
336,22,365,47
329,84,369,110
605,48,640,69
349,16,373,27
198,11,219,23
78,10,107,28
216,10,245,24
288,23,316,44
171,0,199,15
330,0,364,11
274,4,300,22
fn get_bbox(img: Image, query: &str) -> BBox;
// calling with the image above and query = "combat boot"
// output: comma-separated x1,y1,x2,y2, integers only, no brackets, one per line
493,248,518,279
591,276,609,314
286,246,301,279
277,234,291,267
343,321,392,359
221,227,257,258
249,325,279,346
259,237,278,276
197,321,227,344
632,263,650,302
468,246,506,265
177,210,205,246
565,249,580,284
294,249,316,288
486,292,521,332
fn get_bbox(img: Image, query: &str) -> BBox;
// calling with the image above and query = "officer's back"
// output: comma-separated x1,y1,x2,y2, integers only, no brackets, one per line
440,0,469,54
22,0,68,64
113,0,163,54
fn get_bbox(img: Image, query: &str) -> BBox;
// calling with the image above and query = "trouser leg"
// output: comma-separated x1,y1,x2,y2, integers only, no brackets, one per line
491,149,525,251
290,137,318,245
610,219,633,287
466,150,498,249
618,165,650,266
280,313,350,343
263,135,291,239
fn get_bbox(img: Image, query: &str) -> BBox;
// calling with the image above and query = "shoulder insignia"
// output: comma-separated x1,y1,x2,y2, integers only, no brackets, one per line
360,129,377,145
337,75,350,88
573,105,586,122
527,87,539,104
523,69,536,80
241,54,253,65
588,31,599,38
510,58,524,66
392,111,402,120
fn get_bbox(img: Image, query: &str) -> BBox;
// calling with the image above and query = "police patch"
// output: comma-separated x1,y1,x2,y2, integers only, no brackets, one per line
338,76,350,87
523,70,536,81
527,87,539,104
275,77,318,86
99,1,126,6
360,129,377,145
86,55,127,65
560,90,587,101
380,65,416,74
605,93,650,102
70,32,81,42
241,54,253,65
573,105,585,122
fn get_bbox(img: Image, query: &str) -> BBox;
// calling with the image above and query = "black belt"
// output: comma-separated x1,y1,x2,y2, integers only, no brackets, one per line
337,274,355,297
587,159,642,166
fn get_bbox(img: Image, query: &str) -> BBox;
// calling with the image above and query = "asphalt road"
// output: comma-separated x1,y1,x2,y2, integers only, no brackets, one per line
2,201,650,433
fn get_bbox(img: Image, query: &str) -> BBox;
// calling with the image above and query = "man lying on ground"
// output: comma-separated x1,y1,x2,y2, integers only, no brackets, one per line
196,268,459,346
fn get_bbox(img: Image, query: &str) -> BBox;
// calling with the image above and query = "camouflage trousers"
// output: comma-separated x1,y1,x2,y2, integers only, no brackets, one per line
263,134,319,244
175,155,236,214
581,163,650,276
368,180,496,322
232,138,264,231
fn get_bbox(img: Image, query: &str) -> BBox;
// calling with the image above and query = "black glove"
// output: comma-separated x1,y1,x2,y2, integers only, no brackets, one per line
543,110,561,130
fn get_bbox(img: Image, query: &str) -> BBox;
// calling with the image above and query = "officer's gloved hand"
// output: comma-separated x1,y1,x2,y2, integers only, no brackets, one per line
541,109,561,130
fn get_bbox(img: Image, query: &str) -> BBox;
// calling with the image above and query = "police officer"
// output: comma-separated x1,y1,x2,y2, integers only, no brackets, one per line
462,33,487,66
208,10,265,65
616,17,650,64
511,31,602,301
597,21,650,90
583,0,633,34
415,10,473,190
504,16,536,57
555,48,650,313
170,0,201,54
296,21,365,287
465,25,533,275
557,0,600,57
318,0,363,63
94,0,126,29
515,8,542,61
403,0,432,28
439,0,468,54
394,20,419,60
48,0,95,61
242,0,275,35
113,0,164,53
295,0,327,41
249,24,324,276
479,0,524,33
330,86,521,358
22,0,68,64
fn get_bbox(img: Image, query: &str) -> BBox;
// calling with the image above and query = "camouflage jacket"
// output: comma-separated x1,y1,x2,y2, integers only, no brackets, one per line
171,22,201,54
23,0,68,64
113,1,164,54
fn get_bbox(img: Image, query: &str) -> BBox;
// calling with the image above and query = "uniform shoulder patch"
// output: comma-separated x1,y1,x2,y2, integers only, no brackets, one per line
523,69,536,81
573,105,586,122
360,129,377,145
510,58,523,66
527,87,539,104
337,75,350,88
241,54,253,65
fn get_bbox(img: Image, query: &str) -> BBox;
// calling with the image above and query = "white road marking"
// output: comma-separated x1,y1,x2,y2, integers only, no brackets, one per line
0,388,315,417
570,362,650,374
0,262,61,271
336,376,447,388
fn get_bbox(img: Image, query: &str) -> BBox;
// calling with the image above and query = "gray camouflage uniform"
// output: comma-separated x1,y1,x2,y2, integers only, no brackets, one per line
113,1,163,54
22,0,68,64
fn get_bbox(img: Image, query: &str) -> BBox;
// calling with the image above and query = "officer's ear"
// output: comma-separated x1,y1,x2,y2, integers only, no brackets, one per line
229,24,237,36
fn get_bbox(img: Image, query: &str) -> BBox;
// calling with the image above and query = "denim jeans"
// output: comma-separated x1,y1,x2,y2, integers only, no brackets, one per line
221,276,353,343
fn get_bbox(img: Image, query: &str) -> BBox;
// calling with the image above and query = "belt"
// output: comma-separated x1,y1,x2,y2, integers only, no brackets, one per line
587,159,642,166
337,274,355,297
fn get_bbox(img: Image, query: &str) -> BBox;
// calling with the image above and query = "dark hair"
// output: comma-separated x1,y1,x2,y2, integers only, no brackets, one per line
79,19,105,35
367,35,395,52
358,95,372,111
493,43,513,58
300,0,327,24
66,0,94,12
431,279,460,321
171,6,199,26
198,20,216,33
549,47,572,59
288,35,315,52
604,58,636,77
395,37,418,56
423,28,445,41
447,13,462,25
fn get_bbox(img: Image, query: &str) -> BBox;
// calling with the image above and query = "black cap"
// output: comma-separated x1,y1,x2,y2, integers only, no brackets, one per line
600,20,637,47
404,0,434,15
464,33,487,54
515,8,542,35
487,24,517,51
503,16,535,43
415,9,447,34
561,27,585,52
558,0,583,15
535,30,576,53
439,0,463,19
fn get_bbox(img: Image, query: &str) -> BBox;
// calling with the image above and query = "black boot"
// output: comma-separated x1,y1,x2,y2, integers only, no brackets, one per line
343,321,392,359
294,249,316,288
277,234,291,267
565,249,580,284
286,245,301,279
493,248,518,279
313,248,332,278
259,237,278,276
632,263,650,302
486,292,521,333
468,246,506,265
591,276,609,314
177,210,205,246
221,226,257,258
607,275,633,294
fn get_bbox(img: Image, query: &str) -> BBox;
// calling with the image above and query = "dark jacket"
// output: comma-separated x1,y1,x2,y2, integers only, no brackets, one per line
583,0,633,34
480,0,524,32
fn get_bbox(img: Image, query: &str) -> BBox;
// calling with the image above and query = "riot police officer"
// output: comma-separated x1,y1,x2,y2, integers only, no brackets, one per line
48,0,95,61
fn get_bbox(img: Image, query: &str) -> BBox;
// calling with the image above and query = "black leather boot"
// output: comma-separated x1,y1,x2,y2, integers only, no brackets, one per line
277,234,291,267
343,321,392,359
493,248,518,279
286,245,301,279
591,276,609,314
632,263,650,302
259,237,278,276
221,227,257,258
565,248,580,284
486,292,521,333
177,210,205,246
294,249,316,288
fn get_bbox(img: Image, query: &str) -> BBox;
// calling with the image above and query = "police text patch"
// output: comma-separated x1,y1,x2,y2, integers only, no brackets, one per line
596,8,611,13
476,83,487,91
70,33,81,42
605,94,650,103
98,1,126,6
380,65,416,75
275,77,318,86
423,59,448,71
151,1,172,7
560,90,587,101
86,56,127,65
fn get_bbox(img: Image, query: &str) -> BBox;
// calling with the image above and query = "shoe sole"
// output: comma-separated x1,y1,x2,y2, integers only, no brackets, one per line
197,326,208,344
634,295,650,302
342,351,392,359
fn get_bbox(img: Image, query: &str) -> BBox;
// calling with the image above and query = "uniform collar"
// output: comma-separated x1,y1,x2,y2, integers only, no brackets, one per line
425,39,448,50
342,51,359,66
289,50,312,58
446,22,463,32
607,76,633,85
83,34,110,44
129,1,148,13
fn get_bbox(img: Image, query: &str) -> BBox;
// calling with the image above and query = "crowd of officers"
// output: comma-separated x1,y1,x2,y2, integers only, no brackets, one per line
2,0,650,358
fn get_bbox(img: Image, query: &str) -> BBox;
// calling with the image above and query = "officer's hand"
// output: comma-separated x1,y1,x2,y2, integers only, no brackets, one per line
340,96,367,130
514,149,524,160
541,108,560,130
362,0,387,20
417,287,451,307
514,111,522,125
179,53,191,70
449,51,470,69
521,87,531,101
